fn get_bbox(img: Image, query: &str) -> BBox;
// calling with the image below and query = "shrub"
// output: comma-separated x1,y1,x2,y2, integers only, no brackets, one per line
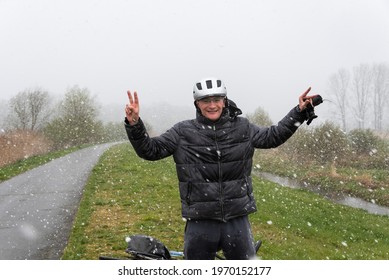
0,130,52,167
348,129,380,155
281,122,349,164
347,129,389,168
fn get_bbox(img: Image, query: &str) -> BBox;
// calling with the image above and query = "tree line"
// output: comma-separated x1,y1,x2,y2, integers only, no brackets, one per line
246,63,389,170
326,63,389,132
2,85,128,151
2,62,388,159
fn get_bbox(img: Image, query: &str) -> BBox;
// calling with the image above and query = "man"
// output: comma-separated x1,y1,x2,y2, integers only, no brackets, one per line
124,77,319,259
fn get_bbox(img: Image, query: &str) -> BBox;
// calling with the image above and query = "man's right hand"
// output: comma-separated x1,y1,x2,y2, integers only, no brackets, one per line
125,90,140,125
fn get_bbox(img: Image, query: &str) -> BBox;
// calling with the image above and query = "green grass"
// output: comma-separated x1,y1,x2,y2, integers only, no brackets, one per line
62,143,183,259
62,143,389,260
0,145,89,183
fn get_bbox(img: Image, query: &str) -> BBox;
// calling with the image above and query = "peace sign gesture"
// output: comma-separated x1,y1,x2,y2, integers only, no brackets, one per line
298,87,319,111
125,90,139,125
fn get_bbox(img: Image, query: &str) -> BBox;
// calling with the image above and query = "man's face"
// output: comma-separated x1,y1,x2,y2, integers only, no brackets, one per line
196,96,225,121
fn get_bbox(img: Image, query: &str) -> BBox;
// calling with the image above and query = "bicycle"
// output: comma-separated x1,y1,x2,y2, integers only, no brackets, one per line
99,234,262,260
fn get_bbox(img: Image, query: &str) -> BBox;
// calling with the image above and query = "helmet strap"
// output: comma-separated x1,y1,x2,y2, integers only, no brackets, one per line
194,100,201,113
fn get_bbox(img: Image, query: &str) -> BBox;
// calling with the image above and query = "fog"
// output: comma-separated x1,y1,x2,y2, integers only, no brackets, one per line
1,0,389,128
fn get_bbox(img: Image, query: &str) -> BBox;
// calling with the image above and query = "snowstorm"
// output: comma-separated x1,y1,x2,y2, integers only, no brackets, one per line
1,0,389,130
1,0,389,270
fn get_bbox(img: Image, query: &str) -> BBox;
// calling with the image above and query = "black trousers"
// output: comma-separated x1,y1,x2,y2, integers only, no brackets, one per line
184,215,256,260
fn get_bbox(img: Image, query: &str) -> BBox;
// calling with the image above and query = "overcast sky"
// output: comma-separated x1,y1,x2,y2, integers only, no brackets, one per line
1,0,389,121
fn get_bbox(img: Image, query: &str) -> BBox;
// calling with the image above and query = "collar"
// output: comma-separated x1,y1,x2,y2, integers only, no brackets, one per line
195,98,242,126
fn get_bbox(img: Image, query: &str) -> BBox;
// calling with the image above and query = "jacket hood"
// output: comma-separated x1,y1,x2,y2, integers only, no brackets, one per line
226,99,242,119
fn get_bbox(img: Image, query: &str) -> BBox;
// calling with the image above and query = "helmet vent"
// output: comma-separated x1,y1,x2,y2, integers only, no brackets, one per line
193,77,227,100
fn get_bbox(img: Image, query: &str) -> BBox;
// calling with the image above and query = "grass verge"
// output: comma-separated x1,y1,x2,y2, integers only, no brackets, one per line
62,143,389,260
253,150,389,207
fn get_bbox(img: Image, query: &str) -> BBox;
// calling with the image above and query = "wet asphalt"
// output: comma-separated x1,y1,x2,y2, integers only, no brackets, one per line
0,143,118,259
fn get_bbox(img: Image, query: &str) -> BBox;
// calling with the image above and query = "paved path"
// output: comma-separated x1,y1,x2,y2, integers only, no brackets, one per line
0,143,119,259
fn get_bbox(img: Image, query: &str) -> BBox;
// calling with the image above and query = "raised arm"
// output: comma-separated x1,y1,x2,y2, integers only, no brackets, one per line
251,87,320,149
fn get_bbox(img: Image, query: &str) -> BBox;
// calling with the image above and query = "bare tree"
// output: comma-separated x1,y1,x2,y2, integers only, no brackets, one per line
328,68,350,131
352,64,372,129
372,63,389,131
6,88,52,131
0,101,8,132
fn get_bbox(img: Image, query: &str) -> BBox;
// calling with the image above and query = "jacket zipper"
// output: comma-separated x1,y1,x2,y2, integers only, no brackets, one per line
213,125,225,222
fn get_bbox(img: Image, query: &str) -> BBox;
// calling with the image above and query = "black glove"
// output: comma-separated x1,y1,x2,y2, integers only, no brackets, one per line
305,95,323,125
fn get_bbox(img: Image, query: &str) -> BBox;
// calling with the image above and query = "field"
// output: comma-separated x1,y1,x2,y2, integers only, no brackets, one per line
253,148,389,207
62,144,389,260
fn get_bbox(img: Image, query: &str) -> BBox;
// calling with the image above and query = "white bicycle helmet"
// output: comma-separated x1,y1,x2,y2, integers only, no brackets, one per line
193,77,227,100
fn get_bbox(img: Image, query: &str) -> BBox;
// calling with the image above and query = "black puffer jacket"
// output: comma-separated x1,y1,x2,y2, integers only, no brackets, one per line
125,102,306,222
